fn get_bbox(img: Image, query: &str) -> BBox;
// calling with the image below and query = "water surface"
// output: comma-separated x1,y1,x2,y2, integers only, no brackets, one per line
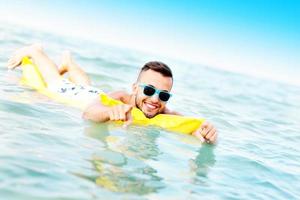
1,24,300,200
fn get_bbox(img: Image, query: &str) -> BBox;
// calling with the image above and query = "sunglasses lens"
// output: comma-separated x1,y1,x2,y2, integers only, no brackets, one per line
143,86,155,96
159,92,171,102
141,84,171,102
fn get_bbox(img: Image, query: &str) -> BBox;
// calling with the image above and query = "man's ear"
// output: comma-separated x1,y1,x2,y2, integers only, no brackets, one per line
132,83,138,95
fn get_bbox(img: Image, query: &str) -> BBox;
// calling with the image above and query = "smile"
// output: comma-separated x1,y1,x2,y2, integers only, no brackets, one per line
144,102,159,110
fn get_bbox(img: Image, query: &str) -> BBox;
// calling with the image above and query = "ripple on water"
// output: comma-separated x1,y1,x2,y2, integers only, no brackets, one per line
1,24,300,199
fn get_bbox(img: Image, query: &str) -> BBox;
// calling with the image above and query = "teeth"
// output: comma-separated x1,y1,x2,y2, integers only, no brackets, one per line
145,103,156,109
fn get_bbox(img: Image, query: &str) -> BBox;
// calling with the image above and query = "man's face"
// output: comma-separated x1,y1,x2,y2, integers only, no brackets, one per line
133,69,173,118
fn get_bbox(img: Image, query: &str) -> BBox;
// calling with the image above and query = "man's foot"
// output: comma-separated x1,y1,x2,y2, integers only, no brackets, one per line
59,51,74,75
7,43,43,70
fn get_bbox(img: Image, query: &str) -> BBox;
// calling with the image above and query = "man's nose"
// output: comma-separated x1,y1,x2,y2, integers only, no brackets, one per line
150,94,160,102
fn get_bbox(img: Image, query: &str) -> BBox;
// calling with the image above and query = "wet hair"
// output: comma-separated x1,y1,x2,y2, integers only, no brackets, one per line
137,61,173,81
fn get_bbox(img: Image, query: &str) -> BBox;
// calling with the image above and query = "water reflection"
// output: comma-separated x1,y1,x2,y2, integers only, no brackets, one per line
83,122,165,195
189,144,216,183
83,122,216,194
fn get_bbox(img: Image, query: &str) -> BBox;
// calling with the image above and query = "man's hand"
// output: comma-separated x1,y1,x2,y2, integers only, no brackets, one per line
192,121,217,144
107,104,133,126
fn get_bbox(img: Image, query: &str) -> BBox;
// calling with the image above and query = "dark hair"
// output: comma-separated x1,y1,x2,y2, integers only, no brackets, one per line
138,61,173,80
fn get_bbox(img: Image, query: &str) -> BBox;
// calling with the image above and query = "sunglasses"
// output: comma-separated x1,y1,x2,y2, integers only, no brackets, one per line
139,83,172,102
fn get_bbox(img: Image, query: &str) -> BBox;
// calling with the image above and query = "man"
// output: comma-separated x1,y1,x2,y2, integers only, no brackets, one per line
83,62,217,144
8,44,217,144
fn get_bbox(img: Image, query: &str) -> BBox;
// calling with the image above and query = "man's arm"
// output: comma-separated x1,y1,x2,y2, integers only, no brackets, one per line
82,99,110,122
163,108,217,144
82,91,132,122
193,121,217,144
162,107,182,115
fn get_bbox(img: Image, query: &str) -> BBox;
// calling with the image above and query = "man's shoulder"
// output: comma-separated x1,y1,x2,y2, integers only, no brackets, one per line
108,90,131,103
162,107,181,115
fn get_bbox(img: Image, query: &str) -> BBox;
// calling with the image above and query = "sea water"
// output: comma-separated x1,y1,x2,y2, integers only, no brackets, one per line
0,24,300,200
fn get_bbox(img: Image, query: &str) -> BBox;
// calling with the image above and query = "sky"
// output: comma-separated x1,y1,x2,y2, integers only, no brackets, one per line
0,0,299,84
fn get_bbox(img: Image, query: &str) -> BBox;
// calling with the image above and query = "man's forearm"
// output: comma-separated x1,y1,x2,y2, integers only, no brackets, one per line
82,102,110,122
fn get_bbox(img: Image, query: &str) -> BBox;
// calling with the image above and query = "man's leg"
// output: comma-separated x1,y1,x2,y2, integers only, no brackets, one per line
7,44,61,84
59,51,91,86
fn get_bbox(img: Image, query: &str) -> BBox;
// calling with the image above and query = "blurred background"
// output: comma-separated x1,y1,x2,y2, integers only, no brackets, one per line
1,0,299,85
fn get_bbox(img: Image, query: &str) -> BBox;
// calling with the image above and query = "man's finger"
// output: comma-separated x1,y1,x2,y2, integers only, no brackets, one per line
123,109,133,128
205,128,216,140
125,105,133,112
125,106,133,121
108,110,114,120
123,118,132,128
112,108,119,120
200,128,209,138
7,60,16,69
118,106,126,121
209,132,218,144
120,111,126,121
201,123,213,138
194,130,206,143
